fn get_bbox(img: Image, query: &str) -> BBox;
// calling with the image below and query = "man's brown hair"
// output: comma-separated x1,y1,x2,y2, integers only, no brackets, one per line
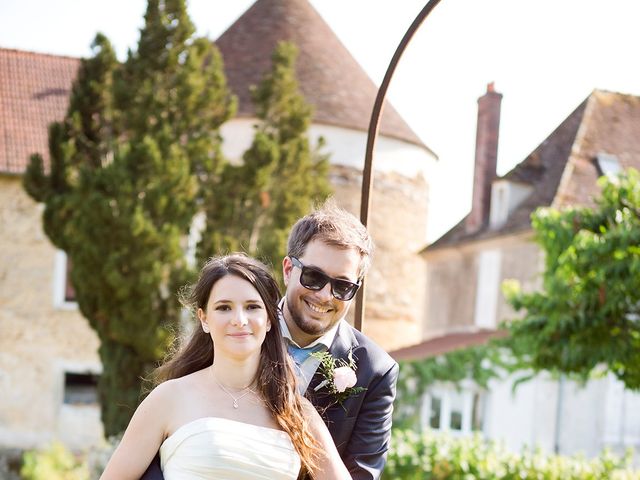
287,200,374,277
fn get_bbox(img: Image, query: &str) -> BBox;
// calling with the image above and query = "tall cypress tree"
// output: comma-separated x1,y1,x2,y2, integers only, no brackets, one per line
23,0,235,436
198,41,331,278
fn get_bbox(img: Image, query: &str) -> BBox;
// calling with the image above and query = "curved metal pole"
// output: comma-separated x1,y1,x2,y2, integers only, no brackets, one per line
354,0,442,332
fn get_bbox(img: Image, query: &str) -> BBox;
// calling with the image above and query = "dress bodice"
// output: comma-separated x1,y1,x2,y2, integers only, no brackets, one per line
160,417,301,479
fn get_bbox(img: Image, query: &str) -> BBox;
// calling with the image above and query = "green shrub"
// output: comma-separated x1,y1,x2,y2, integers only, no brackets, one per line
20,442,88,480
384,429,639,480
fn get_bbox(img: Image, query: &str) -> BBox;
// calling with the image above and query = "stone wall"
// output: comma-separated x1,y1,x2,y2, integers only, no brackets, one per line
423,234,540,338
0,176,102,449
330,164,429,351
423,249,480,337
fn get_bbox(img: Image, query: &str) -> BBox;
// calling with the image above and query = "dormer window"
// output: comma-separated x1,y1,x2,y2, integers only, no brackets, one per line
596,153,622,179
489,180,533,229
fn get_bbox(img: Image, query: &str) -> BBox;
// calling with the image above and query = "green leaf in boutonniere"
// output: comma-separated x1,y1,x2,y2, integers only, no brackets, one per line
311,349,366,407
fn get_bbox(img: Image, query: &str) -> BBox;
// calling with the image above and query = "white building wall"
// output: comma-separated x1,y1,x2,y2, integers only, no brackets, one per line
220,119,436,178
601,374,640,458
483,374,558,453
469,372,640,462
557,377,607,457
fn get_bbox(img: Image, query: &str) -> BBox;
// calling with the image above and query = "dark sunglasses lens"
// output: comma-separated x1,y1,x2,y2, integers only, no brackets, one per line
300,268,329,290
332,280,358,301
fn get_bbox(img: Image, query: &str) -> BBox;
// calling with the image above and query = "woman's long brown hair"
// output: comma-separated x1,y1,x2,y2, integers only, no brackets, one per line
153,254,319,477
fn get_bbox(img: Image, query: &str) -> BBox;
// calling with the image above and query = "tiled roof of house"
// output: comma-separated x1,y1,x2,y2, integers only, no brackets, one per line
389,329,507,361
0,49,79,174
425,90,640,252
216,0,432,153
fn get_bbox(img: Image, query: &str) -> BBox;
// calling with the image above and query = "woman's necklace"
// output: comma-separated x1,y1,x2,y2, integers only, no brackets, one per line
211,369,257,409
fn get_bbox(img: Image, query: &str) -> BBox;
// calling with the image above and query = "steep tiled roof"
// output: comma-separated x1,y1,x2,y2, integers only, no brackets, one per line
0,49,79,174
426,90,640,252
216,0,432,152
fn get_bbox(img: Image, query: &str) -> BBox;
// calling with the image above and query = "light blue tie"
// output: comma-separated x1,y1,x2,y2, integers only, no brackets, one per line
287,343,323,367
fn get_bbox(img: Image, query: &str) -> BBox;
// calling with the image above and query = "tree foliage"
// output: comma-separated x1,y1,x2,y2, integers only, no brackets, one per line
503,169,640,390
23,0,235,435
197,41,331,279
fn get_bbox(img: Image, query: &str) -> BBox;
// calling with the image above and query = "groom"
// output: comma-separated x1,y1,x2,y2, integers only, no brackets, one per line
141,203,398,480
280,202,398,480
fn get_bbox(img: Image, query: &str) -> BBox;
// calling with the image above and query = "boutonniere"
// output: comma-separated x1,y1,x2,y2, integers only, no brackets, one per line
311,349,366,406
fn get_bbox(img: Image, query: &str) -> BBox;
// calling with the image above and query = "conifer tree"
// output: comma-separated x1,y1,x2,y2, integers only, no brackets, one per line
23,0,235,435
198,41,331,278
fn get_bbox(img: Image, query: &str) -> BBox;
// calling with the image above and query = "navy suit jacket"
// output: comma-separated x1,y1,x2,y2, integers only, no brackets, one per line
140,321,399,480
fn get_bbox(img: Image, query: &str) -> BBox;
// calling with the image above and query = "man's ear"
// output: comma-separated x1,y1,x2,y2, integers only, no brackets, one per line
282,256,293,287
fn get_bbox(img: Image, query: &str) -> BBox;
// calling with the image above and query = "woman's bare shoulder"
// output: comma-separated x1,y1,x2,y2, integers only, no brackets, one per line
137,379,178,416
143,373,188,403
147,369,209,403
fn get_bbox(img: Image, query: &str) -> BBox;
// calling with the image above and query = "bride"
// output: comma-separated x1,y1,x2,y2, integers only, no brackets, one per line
100,254,350,479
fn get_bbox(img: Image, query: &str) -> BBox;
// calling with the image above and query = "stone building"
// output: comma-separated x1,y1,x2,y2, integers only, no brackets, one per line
0,0,435,450
0,50,103,450
405,86,640,458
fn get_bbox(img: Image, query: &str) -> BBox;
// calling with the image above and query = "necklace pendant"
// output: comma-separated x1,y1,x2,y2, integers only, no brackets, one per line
233,400,239,409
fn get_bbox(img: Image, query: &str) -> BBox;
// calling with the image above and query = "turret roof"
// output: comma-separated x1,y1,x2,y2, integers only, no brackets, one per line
216,0,431,151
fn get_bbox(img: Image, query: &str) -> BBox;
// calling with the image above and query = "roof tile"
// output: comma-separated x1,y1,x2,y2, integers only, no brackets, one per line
0,49,78,174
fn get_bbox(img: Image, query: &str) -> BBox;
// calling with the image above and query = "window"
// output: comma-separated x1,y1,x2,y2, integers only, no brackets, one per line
64,372,99,405
490,180,533,229
53,250,77,309
422,385,485,435
449,390,464,431
64,255,76,302
429,395,441,429
471,392,484,431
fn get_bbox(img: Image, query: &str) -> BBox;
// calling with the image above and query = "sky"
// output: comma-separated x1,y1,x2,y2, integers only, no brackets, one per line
2,0,640,241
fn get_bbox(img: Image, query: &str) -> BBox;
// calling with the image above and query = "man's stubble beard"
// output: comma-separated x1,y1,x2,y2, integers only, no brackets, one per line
286,293,327,337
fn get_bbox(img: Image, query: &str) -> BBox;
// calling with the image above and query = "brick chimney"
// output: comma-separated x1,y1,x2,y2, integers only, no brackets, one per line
466,82,502,233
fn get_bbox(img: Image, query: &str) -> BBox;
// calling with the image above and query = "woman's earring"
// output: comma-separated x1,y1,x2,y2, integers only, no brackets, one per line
202,323,210,333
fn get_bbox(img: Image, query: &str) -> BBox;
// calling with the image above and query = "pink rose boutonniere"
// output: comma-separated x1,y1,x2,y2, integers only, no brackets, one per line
311,349,366,407
333,366,357,392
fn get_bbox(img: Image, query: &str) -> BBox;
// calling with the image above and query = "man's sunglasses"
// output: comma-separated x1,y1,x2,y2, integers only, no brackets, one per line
289,256,361,301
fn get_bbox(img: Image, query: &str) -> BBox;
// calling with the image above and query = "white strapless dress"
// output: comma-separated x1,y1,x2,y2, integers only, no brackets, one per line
160,417,301,479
